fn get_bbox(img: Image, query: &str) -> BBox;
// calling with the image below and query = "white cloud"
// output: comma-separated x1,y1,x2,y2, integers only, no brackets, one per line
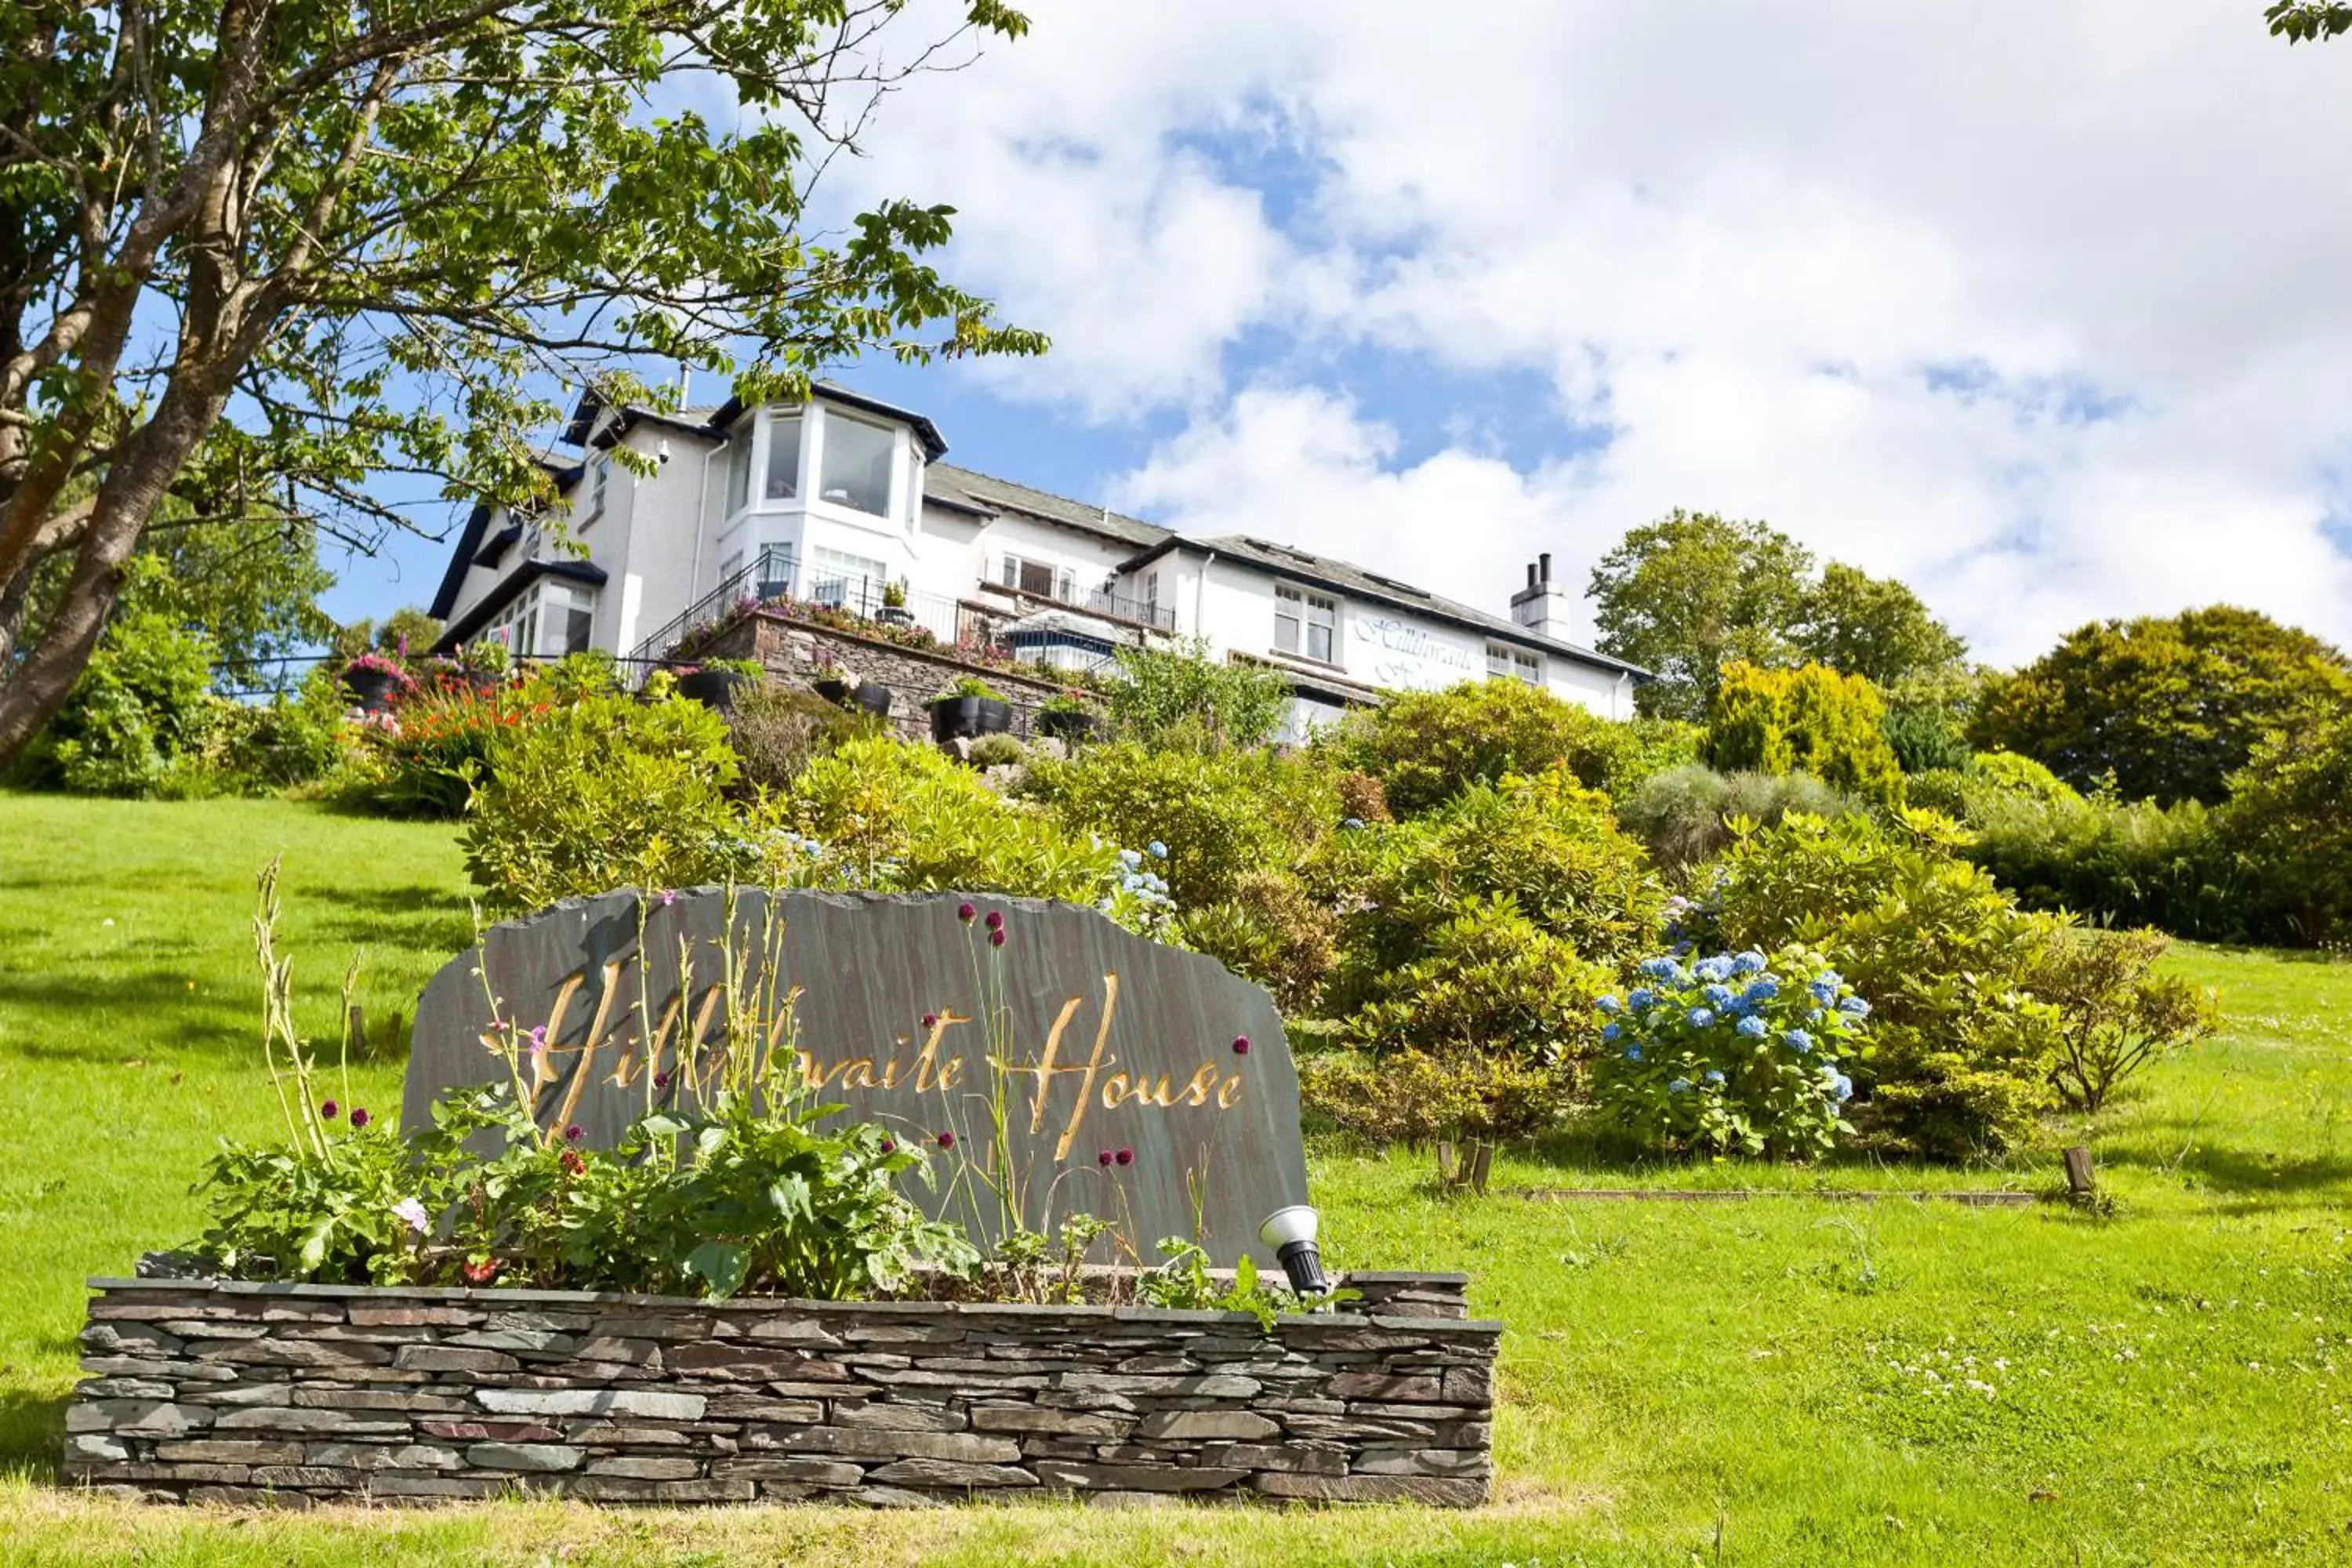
837,0,2352,663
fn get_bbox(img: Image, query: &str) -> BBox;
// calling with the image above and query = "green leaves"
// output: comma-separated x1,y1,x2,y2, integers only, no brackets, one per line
684,1241,752,1300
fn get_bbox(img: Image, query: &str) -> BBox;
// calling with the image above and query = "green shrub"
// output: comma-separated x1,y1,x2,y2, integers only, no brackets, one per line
1615,763,1857,871
787,736,1160,923
459,692,746,910
1299,1047,1568,1145
1972,750,2080,805
964,734,1026,770
1696,811,2067,1160
213,672,351,793
1334,679,1613,816
726,682,865,795
1327,766,1659,1013
2036,927,2220,1112
1175,869,1339,1015
1882,700,1973,775
1345,894,1613,1065
23,609,220,795
2226,706,2352,946
1966,790,2253,942
1021,742,1339,909
1590,946,1867,1159
1104,637,1292,752
1707,661,1903,800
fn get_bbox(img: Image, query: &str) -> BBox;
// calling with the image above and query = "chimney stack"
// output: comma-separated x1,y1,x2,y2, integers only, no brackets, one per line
1509,554,1577,641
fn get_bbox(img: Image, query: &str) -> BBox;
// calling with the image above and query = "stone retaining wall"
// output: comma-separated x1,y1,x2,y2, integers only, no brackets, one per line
63,1273,1497,1508
700,611,1067,746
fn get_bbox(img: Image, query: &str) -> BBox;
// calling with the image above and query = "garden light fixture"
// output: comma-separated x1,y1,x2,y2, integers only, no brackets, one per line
1258,1204,1329,1296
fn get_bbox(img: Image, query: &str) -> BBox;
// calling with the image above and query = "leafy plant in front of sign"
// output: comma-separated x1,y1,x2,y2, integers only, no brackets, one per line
1590,946,1869,1159
189,862,462,1283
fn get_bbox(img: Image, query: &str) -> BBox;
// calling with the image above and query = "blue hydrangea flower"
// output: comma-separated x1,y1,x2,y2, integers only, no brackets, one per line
1629,987,1656,1010
1733,949,1768,975
1737,1014,1768,1039
1703,982,1734,1007
1809,1007,1828,1024
1639,956,1684,982
1703,1069,1726,1085
1119,848,1143,869
1841,996,1871,1018
1602,1022,1621,1041
1784,1029,1813,1053
1668,1077,1691,1094
1688,1007,1715,1028
1744,977,1779,1003
1810,977,1839,1003
1596,995,1621,1014
1624,1044,1643,1062
1832,1073,1854,1103
1693,956,1732,983
1148,840,1168,859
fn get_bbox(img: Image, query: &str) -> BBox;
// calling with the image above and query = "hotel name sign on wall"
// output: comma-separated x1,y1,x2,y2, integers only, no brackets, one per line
403,890,1309,1259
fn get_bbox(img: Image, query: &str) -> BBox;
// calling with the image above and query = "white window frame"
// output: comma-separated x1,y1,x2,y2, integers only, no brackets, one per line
1275,583,1338,662
814,409,897,519
585,456,609,524
763,412,804,502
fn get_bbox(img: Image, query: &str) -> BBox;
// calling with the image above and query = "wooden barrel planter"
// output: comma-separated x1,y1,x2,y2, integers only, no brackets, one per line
1036,709,1099,743
340,667,408,715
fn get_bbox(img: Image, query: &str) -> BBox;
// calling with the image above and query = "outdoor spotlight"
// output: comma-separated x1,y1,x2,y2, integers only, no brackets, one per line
1258,1204,1329,1296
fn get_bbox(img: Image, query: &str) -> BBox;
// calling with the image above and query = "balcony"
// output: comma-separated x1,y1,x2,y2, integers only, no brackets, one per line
976,575,1176,633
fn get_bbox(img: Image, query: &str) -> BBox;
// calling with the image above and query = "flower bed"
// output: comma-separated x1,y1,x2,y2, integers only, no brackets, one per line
64,1272,1495,1508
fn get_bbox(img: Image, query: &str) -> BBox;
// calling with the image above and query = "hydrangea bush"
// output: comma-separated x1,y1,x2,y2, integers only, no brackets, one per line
1592,946,1871,1158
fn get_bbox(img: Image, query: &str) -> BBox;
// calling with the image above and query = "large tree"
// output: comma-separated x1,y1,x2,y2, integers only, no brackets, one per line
2267,2,2352,42
1972,605,2352,805
1588,510,1816,722
1792,561,1967,689
0,0,1043,765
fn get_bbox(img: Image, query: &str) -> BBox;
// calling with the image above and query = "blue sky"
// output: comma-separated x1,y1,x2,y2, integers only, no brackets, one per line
338,1,2352,664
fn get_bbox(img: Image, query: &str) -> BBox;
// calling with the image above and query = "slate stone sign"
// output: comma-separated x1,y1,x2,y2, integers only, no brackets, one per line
403,890,1308,1262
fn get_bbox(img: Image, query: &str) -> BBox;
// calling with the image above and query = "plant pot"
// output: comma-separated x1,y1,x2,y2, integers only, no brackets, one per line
812,676,854,707
1036,709,1098,742
341,667,405,714
928,695,1011,743
877,605,915,627
851,681,893,718
675,668,753,710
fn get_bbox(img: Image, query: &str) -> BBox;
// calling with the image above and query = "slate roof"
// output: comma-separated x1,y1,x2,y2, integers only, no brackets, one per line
1121,532,1649,677
923,463,1174,550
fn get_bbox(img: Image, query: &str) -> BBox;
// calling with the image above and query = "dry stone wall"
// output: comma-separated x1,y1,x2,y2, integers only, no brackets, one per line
699,611,1066,745
64,1273,1497,1508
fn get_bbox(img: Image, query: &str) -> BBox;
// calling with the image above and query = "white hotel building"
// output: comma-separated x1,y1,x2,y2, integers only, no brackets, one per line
430,383,1646,732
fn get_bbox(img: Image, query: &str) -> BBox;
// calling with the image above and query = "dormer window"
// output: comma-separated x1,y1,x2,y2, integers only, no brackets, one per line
818,412,894,517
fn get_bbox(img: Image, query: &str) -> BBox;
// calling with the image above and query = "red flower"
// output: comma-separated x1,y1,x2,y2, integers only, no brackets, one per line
563,1123,584,1144
1115,1147,1134,1167
957,902,977,924
319,1099,339,1120
462,1258,500,1285
348,1107,372,1130
561,1149,586,1176
937,1131,956,1149
1098,1149,1113,1167
1232,1036,1251,1055
984,910,1004,932
989,928,1006,948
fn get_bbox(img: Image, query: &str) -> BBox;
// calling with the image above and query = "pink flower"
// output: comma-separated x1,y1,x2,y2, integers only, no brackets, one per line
937,1131,956,1149
349,1108,372,1130
563,1123,584,1144
984,910,1004,932
1098,1149,1113,1167
1115,1147,1134,1167
319,1099,339,1120
1232,1036,1251,1055
989,928,1006,948
957,902,977,924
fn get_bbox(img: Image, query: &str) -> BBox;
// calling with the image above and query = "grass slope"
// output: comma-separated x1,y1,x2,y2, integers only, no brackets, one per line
2,793,2349,1566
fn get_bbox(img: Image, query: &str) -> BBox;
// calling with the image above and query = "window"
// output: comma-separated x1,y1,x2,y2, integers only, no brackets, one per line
718,550,743,586
1000,554,1076,602
1275,584,1336,662
809,545,889,608
482,579,597,659
724,426,752,515
1489,644,1541,685
1142,570,1159,617
586,457,609,522
764,414,802,501
818,413,894,517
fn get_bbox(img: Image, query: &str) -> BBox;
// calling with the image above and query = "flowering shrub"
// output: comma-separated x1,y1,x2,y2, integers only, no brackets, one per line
1591,946,1869,1158
336,684,548,818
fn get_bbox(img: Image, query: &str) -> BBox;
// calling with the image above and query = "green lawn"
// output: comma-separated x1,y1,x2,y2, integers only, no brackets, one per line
2,793,2349,1566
